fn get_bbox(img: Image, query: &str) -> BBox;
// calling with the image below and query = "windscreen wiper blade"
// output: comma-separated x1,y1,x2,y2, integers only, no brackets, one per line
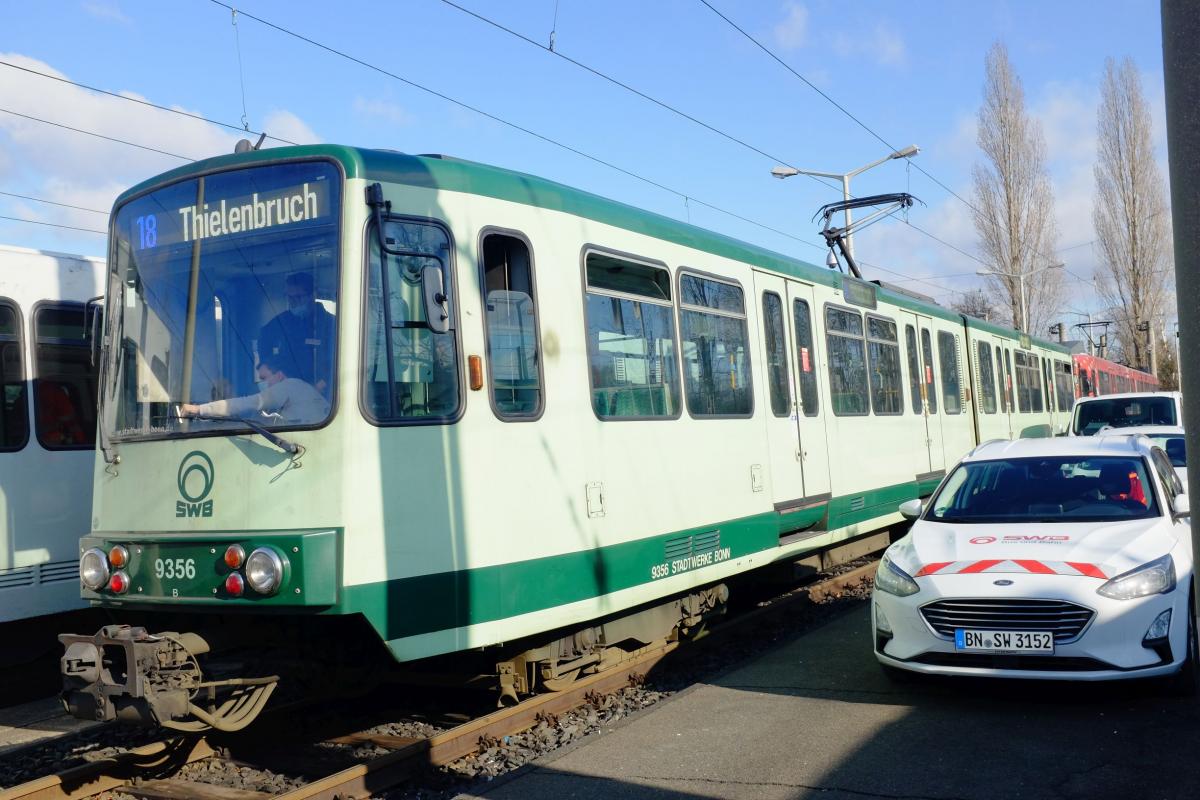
173,414,301,456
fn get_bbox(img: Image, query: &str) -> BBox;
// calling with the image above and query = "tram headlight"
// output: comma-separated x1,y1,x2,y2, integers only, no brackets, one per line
80,548,109,592
245,547,284,595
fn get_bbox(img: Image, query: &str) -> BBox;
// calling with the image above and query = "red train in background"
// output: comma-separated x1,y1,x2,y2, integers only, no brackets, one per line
1073,353,1159,397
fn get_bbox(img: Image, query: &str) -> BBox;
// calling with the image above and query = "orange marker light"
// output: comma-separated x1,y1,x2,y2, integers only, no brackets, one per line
225,573,245,597
108,545,129,569
468,355,484,391
224,544,245,569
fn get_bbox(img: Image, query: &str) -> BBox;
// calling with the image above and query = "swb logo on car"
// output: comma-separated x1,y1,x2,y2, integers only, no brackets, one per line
176,451,215,518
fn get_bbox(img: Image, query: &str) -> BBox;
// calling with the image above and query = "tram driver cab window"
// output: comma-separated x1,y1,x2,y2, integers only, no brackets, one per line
362,218,460,423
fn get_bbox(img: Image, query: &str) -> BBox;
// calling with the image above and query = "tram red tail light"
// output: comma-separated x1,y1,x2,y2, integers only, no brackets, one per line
224,573,245,597
108,571,129,594
224,544,246,569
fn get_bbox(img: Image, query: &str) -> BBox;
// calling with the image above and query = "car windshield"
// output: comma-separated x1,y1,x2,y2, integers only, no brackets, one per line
928,455,1160,523
104,161,341,439
1073,397,1176,435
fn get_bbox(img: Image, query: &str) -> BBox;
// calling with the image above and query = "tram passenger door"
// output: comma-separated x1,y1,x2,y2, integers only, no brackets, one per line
992,335,1014,439
754,272,808,508
785,282,830,499
900,312,943,476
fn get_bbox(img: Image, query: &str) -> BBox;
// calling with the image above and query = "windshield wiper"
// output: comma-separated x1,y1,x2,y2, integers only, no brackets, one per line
173,414,301,456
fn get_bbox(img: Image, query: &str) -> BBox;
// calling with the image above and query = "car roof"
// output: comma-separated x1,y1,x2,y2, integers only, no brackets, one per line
1097,425,1185,437
1075,391,1181,403
965,435,1159,462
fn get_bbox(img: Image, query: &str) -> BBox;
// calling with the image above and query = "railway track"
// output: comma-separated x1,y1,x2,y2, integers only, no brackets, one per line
0,557,880,800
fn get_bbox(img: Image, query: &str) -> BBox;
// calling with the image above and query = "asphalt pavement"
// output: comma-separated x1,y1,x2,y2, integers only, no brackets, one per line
459,600,1200,800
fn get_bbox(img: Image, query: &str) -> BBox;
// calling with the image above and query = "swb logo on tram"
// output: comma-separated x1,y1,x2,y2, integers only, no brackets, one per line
176,451,215,518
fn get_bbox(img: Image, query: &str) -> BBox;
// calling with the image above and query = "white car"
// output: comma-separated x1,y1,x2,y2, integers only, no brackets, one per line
873,436,1196,690
1070,391,1183,436
1098,426,1187,488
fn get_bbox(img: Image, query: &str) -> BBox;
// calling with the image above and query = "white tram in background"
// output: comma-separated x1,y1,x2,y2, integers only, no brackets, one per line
57,146,1081,729
0,245,103,653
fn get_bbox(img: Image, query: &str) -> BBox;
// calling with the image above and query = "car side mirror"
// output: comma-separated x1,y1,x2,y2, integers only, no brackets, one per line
899,498,924,521
1173,492,1190,521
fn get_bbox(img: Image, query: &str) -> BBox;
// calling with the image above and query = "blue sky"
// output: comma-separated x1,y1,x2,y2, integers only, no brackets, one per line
0,0,1170,327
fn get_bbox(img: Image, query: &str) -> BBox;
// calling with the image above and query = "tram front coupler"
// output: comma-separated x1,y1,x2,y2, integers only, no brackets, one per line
59,625,278,732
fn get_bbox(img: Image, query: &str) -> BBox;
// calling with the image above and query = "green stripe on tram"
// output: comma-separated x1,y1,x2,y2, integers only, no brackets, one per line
340,479,923,642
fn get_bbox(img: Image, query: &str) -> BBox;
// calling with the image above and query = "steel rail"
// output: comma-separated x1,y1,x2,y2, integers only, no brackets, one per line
274,642,677,800
0,737,216,800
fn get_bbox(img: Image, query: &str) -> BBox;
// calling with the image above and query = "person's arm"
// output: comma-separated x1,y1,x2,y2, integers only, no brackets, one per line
183,393,262,418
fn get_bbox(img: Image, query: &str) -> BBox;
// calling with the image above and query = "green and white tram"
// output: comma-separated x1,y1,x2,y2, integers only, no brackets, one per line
59,145,1075,729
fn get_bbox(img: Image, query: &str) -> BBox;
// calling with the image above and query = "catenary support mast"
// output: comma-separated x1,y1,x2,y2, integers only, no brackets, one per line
1161,0,1200,609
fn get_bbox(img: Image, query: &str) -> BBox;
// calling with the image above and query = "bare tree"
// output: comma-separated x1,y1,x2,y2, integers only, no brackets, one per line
971,42,1063,334
951,288,1001,322
1093,57,1172,374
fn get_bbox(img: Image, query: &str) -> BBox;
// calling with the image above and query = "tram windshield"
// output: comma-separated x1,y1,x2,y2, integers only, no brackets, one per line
104,161,341,440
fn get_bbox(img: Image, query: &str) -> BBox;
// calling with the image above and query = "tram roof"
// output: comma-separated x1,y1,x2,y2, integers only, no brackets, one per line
114,144,1068,353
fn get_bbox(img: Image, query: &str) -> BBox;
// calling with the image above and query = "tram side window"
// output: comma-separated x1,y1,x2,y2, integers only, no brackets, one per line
792,299,819,417
1014,352,1031,412
826,307,868,415
995,346,1007,412
867,315,902,415
1080,366,1093,396
584,252,679,419
921,329,938,414
1003,349,1016,410
905,325,922,414
1041,358,1054,412
1029,354,1044,412
762,292,789,417
363,218,461,423
33,304,97,449
937,331,961,414
0,302,27,451
481,233,542,418
1099,371,1112,395
1054,361,1074,410
977,341,997,414
679,272,751,417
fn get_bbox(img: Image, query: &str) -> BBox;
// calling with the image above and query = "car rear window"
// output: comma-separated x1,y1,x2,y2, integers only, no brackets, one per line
1072,397,1177,435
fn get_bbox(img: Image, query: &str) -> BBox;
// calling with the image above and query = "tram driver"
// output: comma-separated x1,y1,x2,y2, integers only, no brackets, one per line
258,272,335,397
180,356,330,426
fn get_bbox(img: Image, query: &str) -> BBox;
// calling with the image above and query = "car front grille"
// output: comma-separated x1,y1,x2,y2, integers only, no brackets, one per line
920,598,1094,643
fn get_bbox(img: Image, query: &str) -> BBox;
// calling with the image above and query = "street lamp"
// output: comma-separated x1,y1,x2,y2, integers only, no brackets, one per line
976,262,1065,334
771,145,920,258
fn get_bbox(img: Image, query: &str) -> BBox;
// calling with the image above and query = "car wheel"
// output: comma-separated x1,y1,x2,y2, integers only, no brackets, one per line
1165,593,1198,697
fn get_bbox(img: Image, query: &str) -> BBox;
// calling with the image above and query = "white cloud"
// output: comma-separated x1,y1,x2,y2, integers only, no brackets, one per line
352,97,414,128
772,2,808,51
81,1,131,25
0,53,321,251
833,24,908,68
261,110,321,146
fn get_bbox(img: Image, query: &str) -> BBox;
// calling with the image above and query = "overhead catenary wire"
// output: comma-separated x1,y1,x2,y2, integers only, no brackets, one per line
0,189,108,215
0,60,297,146
0,107,194,161
0,214,106,235
202,0,820,248
435,0,1023,283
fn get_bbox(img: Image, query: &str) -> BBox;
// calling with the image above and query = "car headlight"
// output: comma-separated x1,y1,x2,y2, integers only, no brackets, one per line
875,553,920,597
244,547,285,595
1097,554,1176,600
80,547,109,591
